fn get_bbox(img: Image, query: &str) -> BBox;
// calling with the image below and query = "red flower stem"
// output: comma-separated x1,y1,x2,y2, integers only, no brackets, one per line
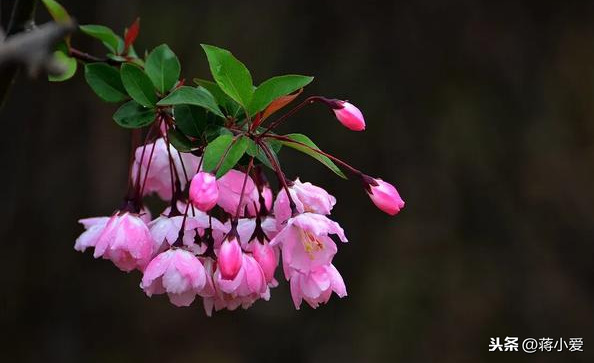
163,123,182,215
257,139,297,214
212,135,241,176
233,156,255,222
126,128,141,197
176,149,190,186
252,165,269,216
174,201,192,247
263,134,362,176
130,117,158,204
138,126,160,198
259,96,323,135
176,145,205,232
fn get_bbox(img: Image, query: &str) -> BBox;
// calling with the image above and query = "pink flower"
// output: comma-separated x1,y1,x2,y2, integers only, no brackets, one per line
270,213,347,278
252,241,278,283
75,216,110,252
139,206,152,224
333,101,365,131
225,216,279,251
141,249,206,307
131,138,201,200
217,237,243,279
216,169,259,216
93,212,155,272
148,211,212,255
274,178,336,226
205,254,270,315
239,254,268,296
289,264,347,309
216,254,267,296
75,206,152,252
199,257,217,299
189,172,219,211
367,178,405,215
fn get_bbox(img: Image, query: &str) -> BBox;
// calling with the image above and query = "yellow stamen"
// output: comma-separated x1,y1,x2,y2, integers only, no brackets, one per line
300,229,324,259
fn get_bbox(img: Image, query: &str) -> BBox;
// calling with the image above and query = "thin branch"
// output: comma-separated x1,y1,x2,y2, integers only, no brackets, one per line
69,47,120,65
263,133,362,175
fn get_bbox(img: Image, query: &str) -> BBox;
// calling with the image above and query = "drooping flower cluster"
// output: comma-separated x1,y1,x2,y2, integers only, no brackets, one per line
76,123,403,315
66,32,404,314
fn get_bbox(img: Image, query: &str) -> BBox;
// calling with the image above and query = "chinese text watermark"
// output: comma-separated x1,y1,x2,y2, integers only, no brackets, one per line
489,337,583,353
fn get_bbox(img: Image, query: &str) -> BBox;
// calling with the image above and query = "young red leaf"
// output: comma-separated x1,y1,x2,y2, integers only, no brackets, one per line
124,18,140,54
250,112,263,131
261,88,303,121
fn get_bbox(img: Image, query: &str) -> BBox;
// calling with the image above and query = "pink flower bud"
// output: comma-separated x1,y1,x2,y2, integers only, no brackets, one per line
243,254,267,295
252,241,278,283
367,178,404,215
333,101,365,131
189,172,219,211
218,237,243,279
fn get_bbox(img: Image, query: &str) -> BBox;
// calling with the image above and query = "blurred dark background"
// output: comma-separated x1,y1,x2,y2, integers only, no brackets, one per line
2,0,594,362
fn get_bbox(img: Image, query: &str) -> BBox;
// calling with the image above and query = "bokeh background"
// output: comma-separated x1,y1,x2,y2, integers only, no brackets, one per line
2,0,594,362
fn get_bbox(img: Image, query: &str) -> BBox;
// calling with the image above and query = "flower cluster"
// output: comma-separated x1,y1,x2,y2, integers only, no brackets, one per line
52,11,405,314
76,123,403,315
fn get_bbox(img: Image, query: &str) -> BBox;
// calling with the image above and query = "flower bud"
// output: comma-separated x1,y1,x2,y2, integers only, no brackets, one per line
218,237,243,279
253,241,277,283
189,172,219,211
333,101,365,131
243,254,267,294
366,177,404,215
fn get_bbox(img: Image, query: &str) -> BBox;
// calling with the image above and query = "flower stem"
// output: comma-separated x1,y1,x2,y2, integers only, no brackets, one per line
259,96,322,135
212,134,241,176
263,134,362,176
233,156,255,221
257,139,297,215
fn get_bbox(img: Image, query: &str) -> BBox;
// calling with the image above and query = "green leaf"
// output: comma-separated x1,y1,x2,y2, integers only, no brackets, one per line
79,25,123,54
145,44,181,93
168,128,196,152
173,104,208,138
157,86,223,117
120,63,158,107
41,0,70,23
248,75,313,115
201,44,253,107
279,134,347,179
113,101,156,129
194,78,242,116
84,63,127,102
246,138,279,170
48,50,77,82
203,134,250,178
204,125,231,143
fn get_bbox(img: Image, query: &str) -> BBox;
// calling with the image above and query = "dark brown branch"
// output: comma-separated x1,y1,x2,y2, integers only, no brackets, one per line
0,20,76,77
69,47,120,66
